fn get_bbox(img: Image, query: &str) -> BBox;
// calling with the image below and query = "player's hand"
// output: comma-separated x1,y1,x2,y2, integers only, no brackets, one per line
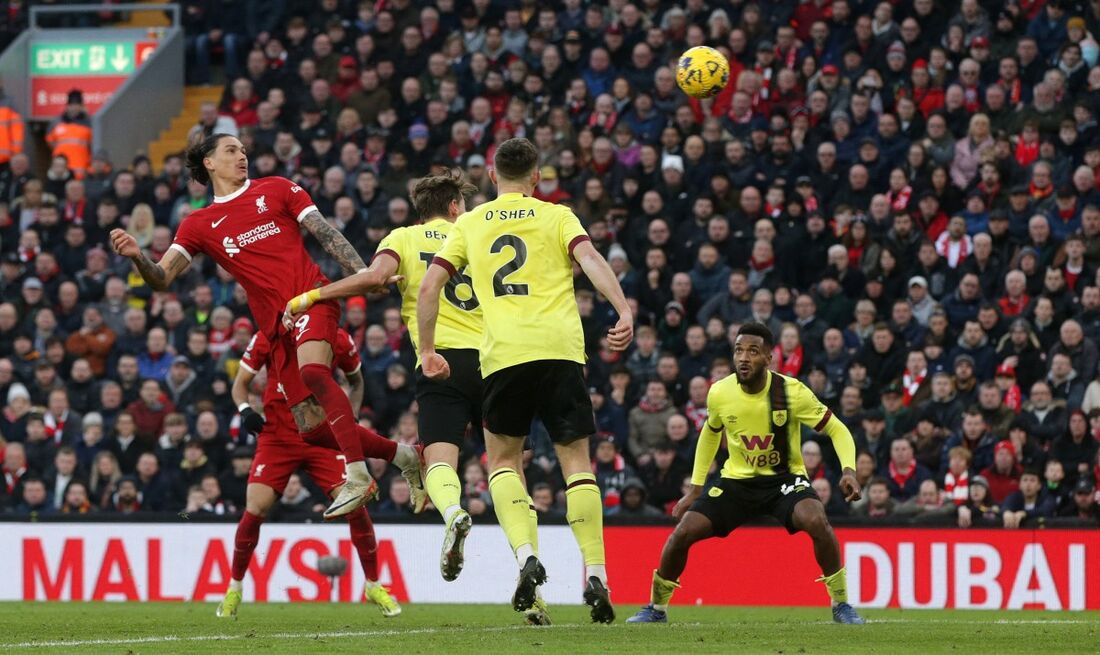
110,229,141,259
607,312,633,351
282,289,321,330
839,468,862,502
672,485,703,519
240,406,265,437
422,351,451,380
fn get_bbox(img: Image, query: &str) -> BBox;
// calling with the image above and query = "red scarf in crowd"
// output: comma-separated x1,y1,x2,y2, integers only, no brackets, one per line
772,344,803,377
999,77,1022,105
1002,384,1022,413
944,469,970,506
889,186,912,212
902,368,926,406
1029,181,1053,201
888,460,916,491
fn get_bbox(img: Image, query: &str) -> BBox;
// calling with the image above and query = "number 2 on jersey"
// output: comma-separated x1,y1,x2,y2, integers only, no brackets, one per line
490,234,529,297
420,252,479,311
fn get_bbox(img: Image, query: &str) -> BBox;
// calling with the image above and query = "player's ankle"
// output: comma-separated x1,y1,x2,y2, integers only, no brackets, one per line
346,460,370,481
229,579,243,593
442,504,462,525
586,564,607,584
515,544,535,566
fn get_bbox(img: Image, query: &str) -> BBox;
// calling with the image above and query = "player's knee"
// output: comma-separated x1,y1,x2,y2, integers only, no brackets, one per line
299,363,329,390
798,507,831,538
669,522,703,549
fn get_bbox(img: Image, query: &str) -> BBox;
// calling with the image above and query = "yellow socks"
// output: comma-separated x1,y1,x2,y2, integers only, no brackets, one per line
425,462,463,524
564,472,605,581
526,494,539,555
489,468,535,564
816,568,848,605
651,569,680,610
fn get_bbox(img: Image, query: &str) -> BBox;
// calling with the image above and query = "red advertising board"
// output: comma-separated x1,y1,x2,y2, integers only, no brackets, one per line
135,41,157,66
30,75,128,119
604,526,1099,610
3,523,1097,609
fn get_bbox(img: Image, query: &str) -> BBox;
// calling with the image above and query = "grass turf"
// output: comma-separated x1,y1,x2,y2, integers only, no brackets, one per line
0,602,1096,654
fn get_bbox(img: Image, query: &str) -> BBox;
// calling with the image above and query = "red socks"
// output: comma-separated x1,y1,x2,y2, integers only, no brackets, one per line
301,421,398,462
300,363,365,462
347,508,379,581
231,510,263,581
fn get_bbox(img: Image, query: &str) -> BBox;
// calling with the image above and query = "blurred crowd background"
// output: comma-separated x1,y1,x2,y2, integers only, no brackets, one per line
0,0,1098,528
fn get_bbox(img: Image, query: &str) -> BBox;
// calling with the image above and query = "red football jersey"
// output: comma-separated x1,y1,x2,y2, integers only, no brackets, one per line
240,328,361,443
170,176,329,337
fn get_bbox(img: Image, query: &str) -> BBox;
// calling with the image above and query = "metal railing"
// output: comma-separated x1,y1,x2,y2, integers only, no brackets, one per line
29,3,180,28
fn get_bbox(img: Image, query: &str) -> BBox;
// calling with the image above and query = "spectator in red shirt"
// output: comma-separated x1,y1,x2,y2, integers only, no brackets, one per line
980,440,1023,503
125,378,175,446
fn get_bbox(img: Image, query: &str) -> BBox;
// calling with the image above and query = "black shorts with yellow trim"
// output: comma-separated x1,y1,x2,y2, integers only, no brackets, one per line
482,359,595,444
689,473,820,537
415,348,483,447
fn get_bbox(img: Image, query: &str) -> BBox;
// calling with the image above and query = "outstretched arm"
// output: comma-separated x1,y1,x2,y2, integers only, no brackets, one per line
416,263,452,380
300,210,367,276
283,253,401,328
110,229,190,291
573,239,633,350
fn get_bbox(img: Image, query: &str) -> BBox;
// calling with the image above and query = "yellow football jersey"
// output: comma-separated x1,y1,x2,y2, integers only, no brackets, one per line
704,372,836,479
375,217,482,359
434,192,589,377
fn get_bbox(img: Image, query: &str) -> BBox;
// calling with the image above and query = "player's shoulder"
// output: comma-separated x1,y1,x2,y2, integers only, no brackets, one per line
253,175,297,190
708,375,739,400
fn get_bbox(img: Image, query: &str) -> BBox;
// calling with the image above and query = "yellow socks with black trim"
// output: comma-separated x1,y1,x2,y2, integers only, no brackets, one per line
489,468,535,565
425,462,463,524
564,472,606,582
651,569,680,611
816,568,848,606
526,494,539,555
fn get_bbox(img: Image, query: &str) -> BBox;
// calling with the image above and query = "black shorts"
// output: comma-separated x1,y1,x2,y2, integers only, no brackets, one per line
482,359,595,444
690,473,820,536
416,349,483,447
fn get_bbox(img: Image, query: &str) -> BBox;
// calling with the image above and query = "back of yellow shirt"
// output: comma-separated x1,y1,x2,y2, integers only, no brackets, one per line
376,218,482,360
705,371,834,479
435,192,589,377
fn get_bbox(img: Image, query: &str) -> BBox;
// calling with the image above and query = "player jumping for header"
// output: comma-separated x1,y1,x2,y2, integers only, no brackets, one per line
111,133,423,521
626,322,865,625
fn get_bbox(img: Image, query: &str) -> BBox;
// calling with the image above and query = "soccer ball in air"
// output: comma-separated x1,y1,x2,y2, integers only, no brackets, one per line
676,46,730,99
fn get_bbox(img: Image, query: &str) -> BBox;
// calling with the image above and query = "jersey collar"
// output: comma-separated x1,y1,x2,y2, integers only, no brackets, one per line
213,178,251,203
498,192,525,200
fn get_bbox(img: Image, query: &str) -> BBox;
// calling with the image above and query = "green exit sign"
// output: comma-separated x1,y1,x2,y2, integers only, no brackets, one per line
31,42,136,76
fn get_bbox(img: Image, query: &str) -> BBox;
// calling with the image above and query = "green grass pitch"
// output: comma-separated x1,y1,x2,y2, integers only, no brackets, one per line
0,603,1096,654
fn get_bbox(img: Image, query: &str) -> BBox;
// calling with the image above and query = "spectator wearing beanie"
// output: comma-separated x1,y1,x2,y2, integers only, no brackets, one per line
980,440,1023,503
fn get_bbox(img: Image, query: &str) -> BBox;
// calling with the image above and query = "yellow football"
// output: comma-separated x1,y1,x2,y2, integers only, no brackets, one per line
676,46,731,99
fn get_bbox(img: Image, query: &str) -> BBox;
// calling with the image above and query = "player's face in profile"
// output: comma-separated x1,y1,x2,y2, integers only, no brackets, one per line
733,334,769,385
208,137,249,184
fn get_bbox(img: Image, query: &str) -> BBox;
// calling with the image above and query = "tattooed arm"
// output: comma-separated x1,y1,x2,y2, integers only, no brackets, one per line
300,210,366,276
110,229,190,291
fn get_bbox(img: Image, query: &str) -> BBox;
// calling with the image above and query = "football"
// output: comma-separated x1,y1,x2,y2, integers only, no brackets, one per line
676,46,730,99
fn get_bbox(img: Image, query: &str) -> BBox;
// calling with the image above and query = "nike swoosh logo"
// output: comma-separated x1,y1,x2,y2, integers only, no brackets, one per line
211,215,228,228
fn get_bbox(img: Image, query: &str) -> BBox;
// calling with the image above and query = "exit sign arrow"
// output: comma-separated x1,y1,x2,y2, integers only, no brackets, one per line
110,44,129,72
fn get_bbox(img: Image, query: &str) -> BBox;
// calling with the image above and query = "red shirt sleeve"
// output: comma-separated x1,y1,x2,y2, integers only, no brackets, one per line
275,176,319,224
332,328,361,374
239,332,271,373
170,213,205,262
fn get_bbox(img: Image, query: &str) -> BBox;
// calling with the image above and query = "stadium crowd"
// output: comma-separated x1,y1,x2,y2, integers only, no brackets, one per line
0,0,1098,528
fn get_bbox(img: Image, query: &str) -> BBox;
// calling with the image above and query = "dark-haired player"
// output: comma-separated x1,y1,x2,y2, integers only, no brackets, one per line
627,322,865,625
218,328,401,619
110,133,423,520
417,138,634,623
